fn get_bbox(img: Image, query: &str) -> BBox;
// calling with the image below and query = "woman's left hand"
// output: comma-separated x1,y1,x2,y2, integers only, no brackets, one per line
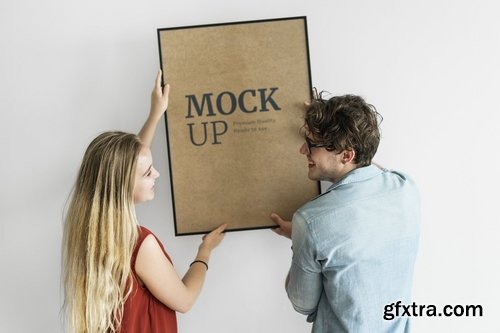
150,69,170,121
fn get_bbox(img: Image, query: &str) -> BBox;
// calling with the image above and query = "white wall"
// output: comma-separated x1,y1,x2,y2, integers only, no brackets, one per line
1,0,499,332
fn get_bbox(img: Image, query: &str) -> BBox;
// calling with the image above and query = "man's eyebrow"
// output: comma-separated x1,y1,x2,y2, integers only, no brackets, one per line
142,164,152,176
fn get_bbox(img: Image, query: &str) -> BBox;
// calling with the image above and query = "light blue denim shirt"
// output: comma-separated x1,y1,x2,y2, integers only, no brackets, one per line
286,165,420,333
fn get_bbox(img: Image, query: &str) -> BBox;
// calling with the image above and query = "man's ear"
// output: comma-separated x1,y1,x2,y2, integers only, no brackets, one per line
342,149,356,164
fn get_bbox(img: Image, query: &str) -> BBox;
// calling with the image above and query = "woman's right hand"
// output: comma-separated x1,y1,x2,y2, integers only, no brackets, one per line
199,224,227,253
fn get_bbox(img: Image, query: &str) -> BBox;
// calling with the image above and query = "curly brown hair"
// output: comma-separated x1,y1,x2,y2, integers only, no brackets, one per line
304,92,382,167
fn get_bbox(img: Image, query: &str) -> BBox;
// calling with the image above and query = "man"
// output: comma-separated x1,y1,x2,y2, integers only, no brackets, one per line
271,94,420,333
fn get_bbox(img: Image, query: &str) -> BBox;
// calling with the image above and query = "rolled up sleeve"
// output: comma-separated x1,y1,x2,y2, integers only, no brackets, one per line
286,212,322,315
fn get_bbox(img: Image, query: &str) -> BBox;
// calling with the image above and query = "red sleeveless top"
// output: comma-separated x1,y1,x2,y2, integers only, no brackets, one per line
119,226,178,333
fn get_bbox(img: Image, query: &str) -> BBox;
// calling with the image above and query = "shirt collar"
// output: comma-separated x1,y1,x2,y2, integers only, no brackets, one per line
325,164,383,193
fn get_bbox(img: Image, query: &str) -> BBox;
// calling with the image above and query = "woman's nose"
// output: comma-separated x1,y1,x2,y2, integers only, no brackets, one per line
153,167,160,179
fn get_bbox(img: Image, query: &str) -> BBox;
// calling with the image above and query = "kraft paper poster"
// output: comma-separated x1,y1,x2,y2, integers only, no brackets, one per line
157,17,320,235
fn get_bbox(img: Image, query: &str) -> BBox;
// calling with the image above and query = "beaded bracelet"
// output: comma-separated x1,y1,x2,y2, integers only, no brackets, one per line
190,260,208,271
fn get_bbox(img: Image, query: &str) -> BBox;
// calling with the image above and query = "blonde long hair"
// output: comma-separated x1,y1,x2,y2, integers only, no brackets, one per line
62,131,142,333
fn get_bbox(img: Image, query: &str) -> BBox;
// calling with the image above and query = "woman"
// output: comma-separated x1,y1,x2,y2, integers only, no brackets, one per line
62,71,226,333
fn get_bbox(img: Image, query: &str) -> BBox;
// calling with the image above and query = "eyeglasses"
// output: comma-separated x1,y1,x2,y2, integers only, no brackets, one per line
304,137,325,154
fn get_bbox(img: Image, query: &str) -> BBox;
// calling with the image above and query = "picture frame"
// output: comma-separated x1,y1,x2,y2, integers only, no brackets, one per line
157,16,320,235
